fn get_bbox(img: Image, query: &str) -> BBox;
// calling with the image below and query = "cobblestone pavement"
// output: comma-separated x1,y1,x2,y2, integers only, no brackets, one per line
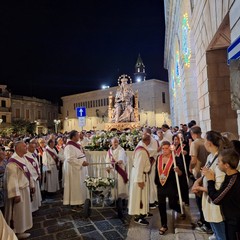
27,192,211,240
28,193,130,240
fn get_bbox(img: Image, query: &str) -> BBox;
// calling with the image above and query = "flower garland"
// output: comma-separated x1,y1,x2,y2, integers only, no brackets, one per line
84,176,115,190
84,129,142,151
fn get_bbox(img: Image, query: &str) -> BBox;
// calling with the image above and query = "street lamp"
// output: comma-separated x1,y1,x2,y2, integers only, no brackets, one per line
54,119,61,133
101,85,109,89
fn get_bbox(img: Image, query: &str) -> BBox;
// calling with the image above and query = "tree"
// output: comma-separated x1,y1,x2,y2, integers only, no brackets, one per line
12,119,36,135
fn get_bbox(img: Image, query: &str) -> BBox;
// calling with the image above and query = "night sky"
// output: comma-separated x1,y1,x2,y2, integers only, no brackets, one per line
1,1,168,103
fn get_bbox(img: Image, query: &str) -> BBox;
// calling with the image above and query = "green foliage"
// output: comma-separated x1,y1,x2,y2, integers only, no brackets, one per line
12,119,36,135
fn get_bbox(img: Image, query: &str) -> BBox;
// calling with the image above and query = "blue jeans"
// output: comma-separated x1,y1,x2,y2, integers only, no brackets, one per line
210,222,226,240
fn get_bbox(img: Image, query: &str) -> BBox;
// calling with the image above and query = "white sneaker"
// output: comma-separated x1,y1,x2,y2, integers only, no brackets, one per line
209,234,216,240
17,233,31,239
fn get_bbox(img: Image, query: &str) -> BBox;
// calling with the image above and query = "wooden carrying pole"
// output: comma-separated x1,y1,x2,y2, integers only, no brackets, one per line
178,134,190,186
171,146,184,214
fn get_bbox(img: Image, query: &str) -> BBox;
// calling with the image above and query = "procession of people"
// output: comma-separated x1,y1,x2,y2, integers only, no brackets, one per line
0,123,240,240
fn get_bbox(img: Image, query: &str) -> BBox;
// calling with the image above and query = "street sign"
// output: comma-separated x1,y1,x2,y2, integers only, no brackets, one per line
78,117,86,127
227,35,240,65
76,107,86,117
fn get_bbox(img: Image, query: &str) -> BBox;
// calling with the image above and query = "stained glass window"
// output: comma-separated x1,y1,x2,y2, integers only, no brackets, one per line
182,13,191,67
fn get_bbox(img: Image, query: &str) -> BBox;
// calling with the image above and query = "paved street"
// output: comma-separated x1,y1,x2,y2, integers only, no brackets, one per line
27,192,211,240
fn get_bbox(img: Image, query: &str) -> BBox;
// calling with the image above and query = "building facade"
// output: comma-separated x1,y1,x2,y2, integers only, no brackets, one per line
164,0,240,138
0,85,59,134
11,95,59,134
0,85,12,127
61,79,170,132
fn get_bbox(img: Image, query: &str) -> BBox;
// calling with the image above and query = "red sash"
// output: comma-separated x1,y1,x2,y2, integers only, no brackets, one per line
157,154,173,186
46,149,59,165
108,149,128,184
175,144,185,157
66,141,81,150
25,155,40,176
8,158,31,182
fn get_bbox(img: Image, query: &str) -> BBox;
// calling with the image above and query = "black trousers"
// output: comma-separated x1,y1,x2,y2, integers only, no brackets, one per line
225,219,240,240
157,188,181,227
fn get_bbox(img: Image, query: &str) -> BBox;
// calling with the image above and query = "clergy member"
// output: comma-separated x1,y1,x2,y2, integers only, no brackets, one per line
142,127,159,209
42,139,60,194
63,130,89,210
25,139,42,212
4,141,34,239
105,137,128,200
128,133,151,226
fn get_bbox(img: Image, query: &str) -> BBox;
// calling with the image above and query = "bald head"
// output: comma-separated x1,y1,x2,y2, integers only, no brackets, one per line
142,133,151,145
15,141,27,157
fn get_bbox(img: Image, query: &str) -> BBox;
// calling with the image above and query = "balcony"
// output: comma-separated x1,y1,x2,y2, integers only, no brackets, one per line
0,107,11,112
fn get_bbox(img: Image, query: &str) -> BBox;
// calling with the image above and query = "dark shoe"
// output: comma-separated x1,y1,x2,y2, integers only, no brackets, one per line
149,203,156,209
159,226,168,235
145,212,153,218
154,201,159,207
134,218,149,226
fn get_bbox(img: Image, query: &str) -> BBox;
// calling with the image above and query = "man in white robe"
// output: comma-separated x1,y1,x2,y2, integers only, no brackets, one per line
142,127,159,209
4,141,34,239
42,139,59,193
63,130,89,208
0,210,17,240
25,140,42,212
105,137,128,200
128,133,151,225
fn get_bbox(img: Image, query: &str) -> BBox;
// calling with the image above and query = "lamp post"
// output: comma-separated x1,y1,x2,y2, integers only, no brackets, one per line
54,119,61,133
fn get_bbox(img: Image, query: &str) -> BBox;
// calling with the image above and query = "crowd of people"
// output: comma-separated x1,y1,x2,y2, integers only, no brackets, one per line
0,121,240,240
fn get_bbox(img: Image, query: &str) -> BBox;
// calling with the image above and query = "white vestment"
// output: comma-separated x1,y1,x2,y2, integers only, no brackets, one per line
4,153,33,234
0,210,17,240
63,141,88,205
42,146,59,192
25,151,42,212
139,137,159,204
105,145,128,199
128,142,151,215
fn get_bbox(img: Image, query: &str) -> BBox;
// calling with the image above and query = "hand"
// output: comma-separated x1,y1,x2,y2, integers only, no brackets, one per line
82,161,89,167
117,160,123,164
106,167,111,173
30,188,35,194
14,196,21,203
138,182,145,189
174,166,182,176
170,145,175,151
183,150,187,155
202,168,215,181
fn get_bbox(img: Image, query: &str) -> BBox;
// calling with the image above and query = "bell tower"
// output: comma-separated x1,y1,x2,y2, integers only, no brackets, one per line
134,54,146,82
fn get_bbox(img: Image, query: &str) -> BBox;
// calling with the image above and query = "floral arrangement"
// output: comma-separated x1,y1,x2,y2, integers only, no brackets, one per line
84,129,142,151
84,176,115,190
